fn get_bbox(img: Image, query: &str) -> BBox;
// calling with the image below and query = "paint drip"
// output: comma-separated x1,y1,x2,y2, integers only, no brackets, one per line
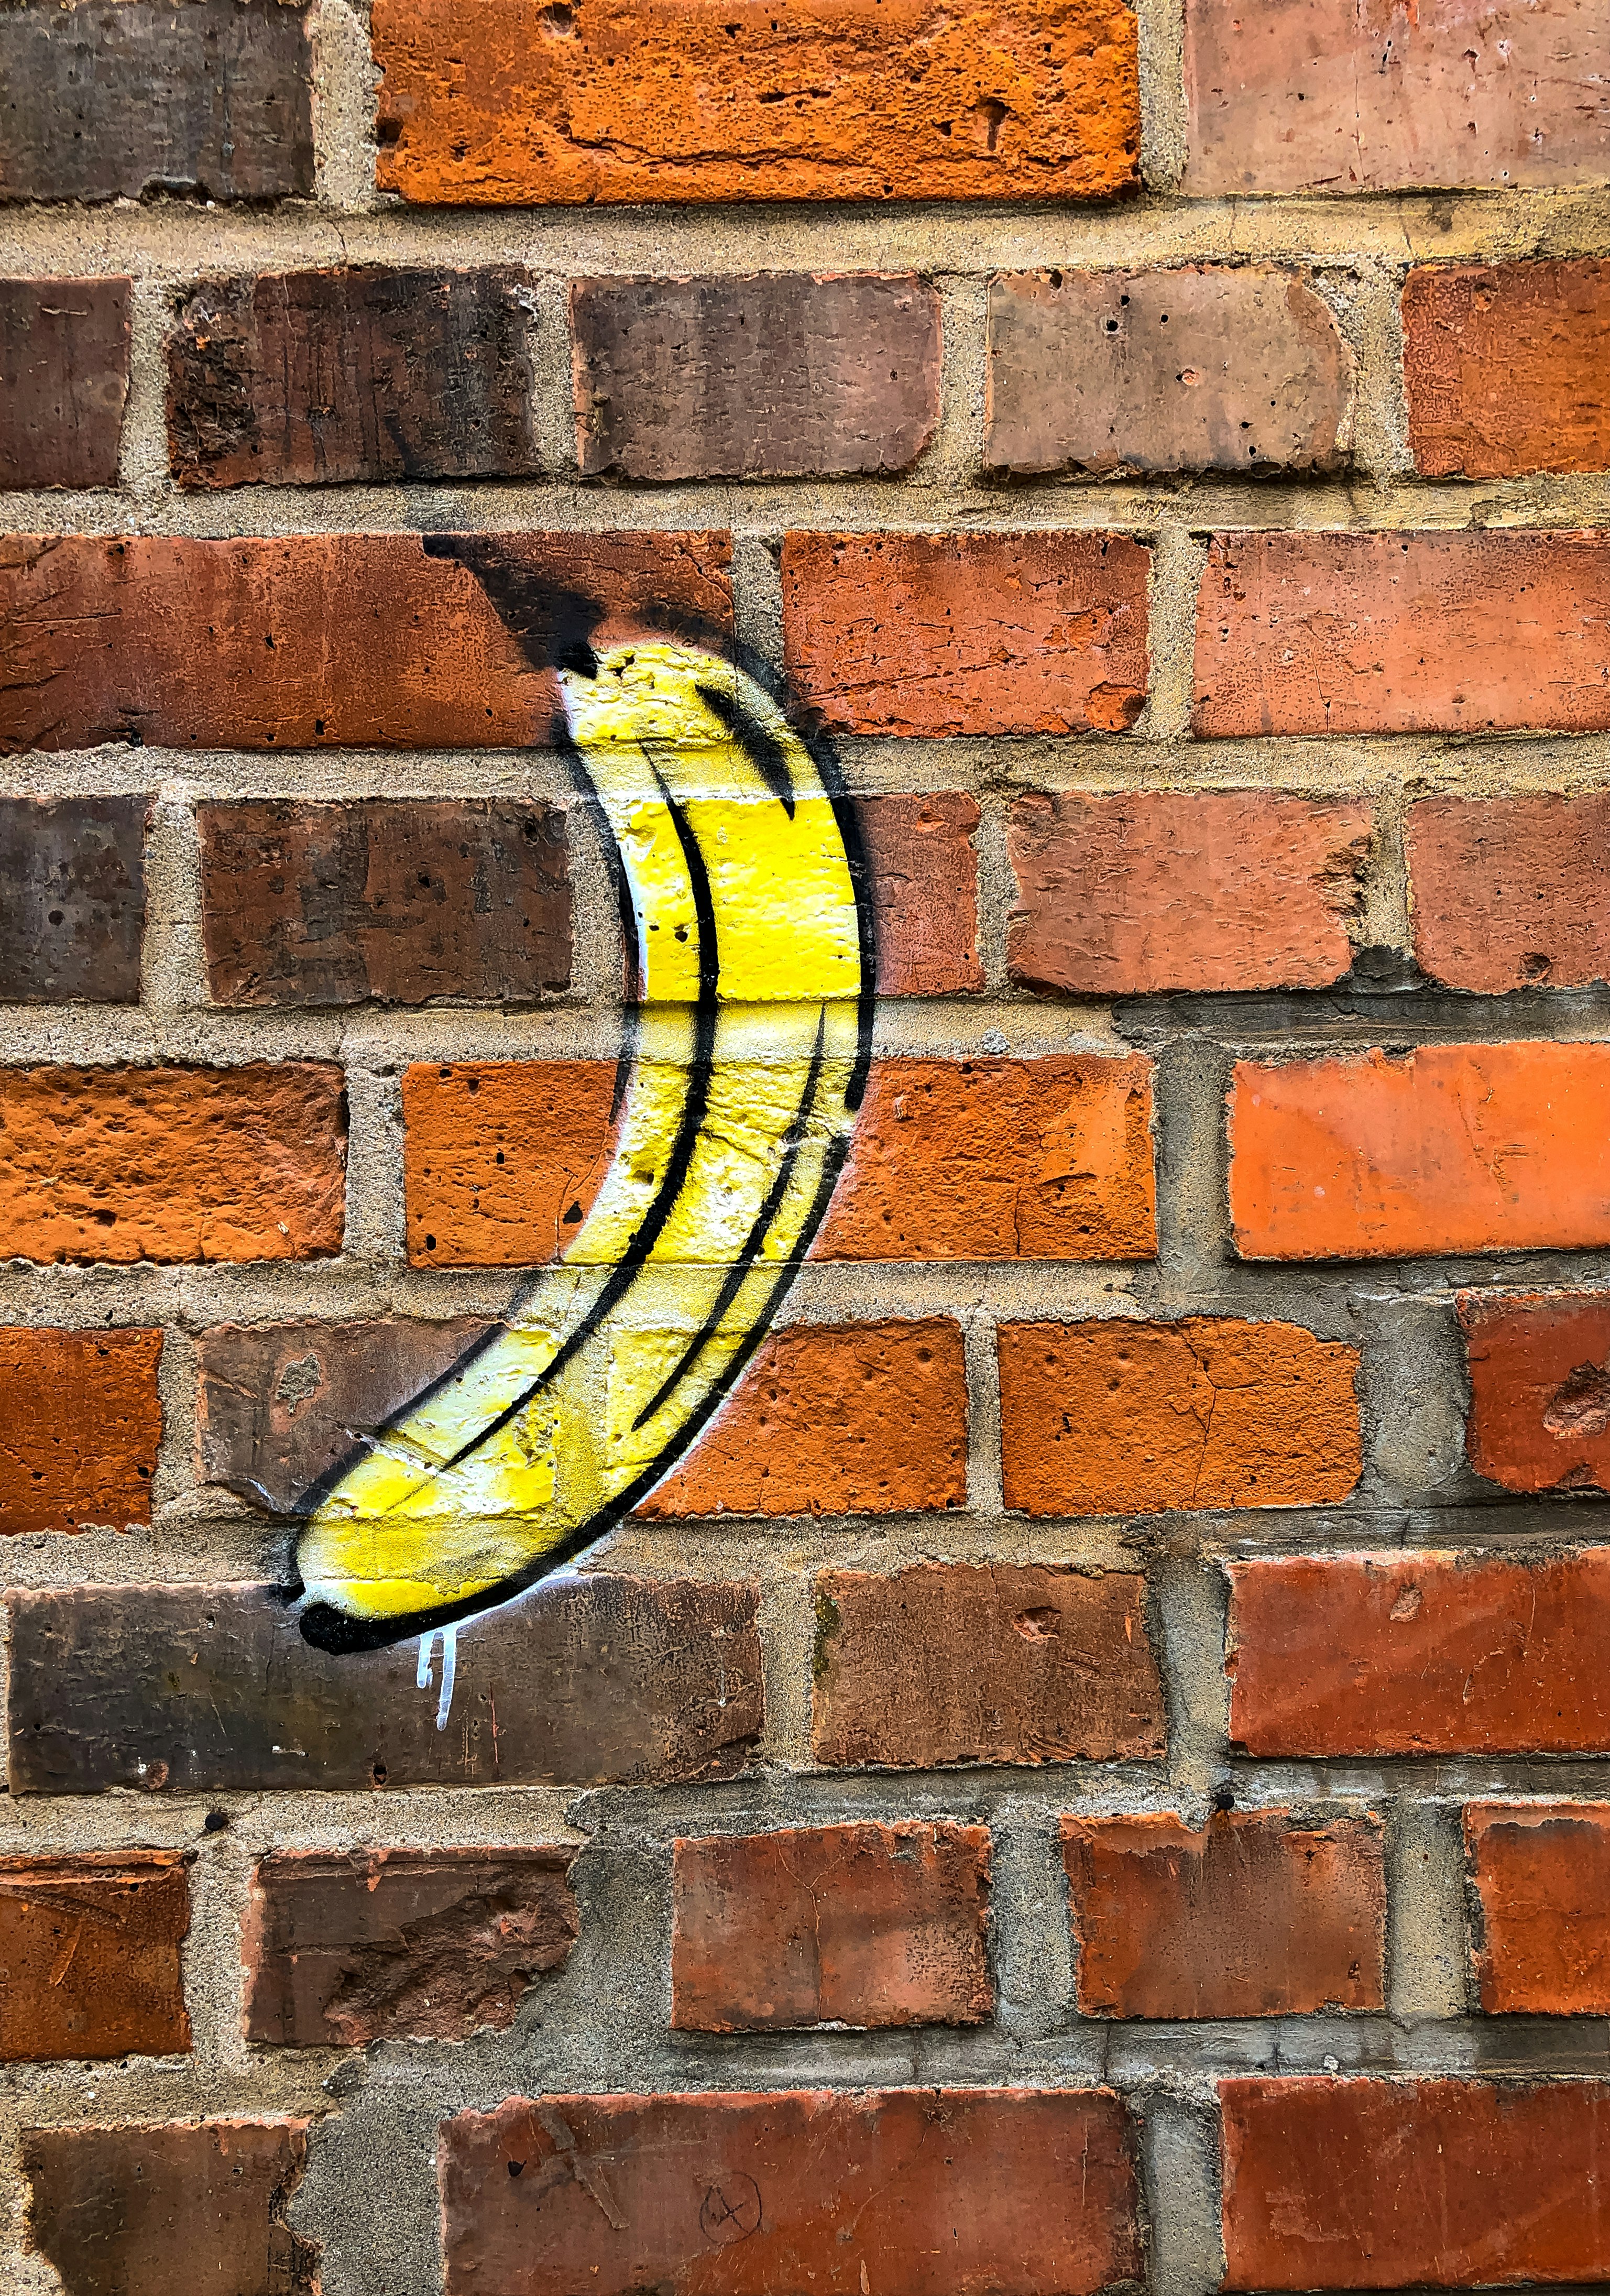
415,1625,458,1730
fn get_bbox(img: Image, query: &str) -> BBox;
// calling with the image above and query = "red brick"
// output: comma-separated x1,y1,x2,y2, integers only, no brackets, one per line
0,277,129,487
859,793,983,996
0,1326,161,1533
1010,791,1372,997
1193,532,1610,737
1220,2076,1610,2289
782,531,1150,736
0,1852,190,2062
440,2089,1141,2296
1465,1802,1610,2015
1460,1290,1610,1496
999,1317,1360,1515
639,1319,967,1519
813,1562,1165,1769
1062,1811,1384,2018
0,1065,345,1265
1405,261,1610,479
23,2120,317,2295
1407,794,1610,992
1229,1043,1610,1261
0,532,732,754
375,0,1141,207
1184,0,1610,196
243,1848,577,2044
1228,1551,1610,1757
672,1822,991,2031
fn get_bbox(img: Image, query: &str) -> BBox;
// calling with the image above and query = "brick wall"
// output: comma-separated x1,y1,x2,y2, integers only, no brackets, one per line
2,1,1610,2291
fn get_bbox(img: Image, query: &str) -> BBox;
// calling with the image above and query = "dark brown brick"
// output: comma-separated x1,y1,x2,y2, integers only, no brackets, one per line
571,273,941,481
0,1852,190,2062
7,1577,763,1794
243,1847,577,2046
168,267,541,489
0,278,129,487
198,799,571,1007
24,2120,317,2295
0,1326,162,1534
0,795,146,1003
0,0,313,202
813,1562,1165,1769
987,266,1353,475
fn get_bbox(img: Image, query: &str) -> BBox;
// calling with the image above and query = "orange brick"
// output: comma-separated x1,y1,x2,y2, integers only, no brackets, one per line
1405,260,1610,479
1407,794,1610,993
1464,1802,1610,2015
0,1852,190,2063
999,1318,1359,1515
404,1062,618,1268
1229,1043,1610,1260
639,1319,967,1519
1459,1289,1610,1496
374,0,1141,207
0,1066,345,1265
0,1327,162,1532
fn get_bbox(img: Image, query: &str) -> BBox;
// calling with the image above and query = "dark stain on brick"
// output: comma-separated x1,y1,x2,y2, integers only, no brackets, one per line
0,796,147,1003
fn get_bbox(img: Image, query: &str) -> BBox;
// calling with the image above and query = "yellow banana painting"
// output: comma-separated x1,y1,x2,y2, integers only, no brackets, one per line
294,600,874,1684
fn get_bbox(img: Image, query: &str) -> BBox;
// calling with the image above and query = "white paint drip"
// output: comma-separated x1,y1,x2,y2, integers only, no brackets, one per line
435,1624,457,1732
416,1628,436,1690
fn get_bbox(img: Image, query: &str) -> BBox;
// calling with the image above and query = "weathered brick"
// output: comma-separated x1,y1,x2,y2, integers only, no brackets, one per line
440,2089,1141,2296
0,1326,162,1533
1193,532,1610,737
1184,0,1610,195
999,1317,1360,1516
0,277,129,487
7,1576,763,1792
1228,1551,1610,1756
0,532,733,754
672,1822,991,2031
1062,1811,1385,2018
0,1064,346,1265
572,274,941,480
168,267,541,489
1465,1802,1610,2015
243,1848,577,2045
1405,261,1610,479
0,1852,190,2062
199,799,571,1007
375,0,1141,206
24,2121,317,2296
0,794,147,1002
813,1562,1165,1769
1229,1043,1610,1260
639,1319,968,1519
1220,2077,1610,2289
404,1060,621,1266
1007,792,1371,996
782,532,1150,736
859,794,983,996
1460,1290,1610,1497
987,266,1353,476
1407,794,1610,993
0,0,313,201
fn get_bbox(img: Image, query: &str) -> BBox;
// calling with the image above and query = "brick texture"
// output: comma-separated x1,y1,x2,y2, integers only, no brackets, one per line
987,266,1353,476
439,2089,1142,2296
1220,2077,1610,2289
572,274,941,480
0,1326,162,1534
167,267,541,488
1007,792,1371,995
1461,1290,1610,1496
0,794,147,1003
1184,0,1610,195
782,531,1151,735
1465,1802,1610,2016
373,0,1141,206
1229,1043,1610,1261
671,1822,991,2031
813,1562,1165,1769
243,1849,578,2045
859,794,983,996
0,277,129,487
1061,1811,1385,2018
0,1852,190,2062
1405,260,1610,478
1193,531,1610,736
1228,1551,1610,1756
998,1317,1360,1516
199,799,572,1007
1407,794,1610,992
638,1319,968,1519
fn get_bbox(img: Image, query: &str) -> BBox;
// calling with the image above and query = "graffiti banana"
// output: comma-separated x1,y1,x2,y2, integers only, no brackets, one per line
295,637,873,1653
